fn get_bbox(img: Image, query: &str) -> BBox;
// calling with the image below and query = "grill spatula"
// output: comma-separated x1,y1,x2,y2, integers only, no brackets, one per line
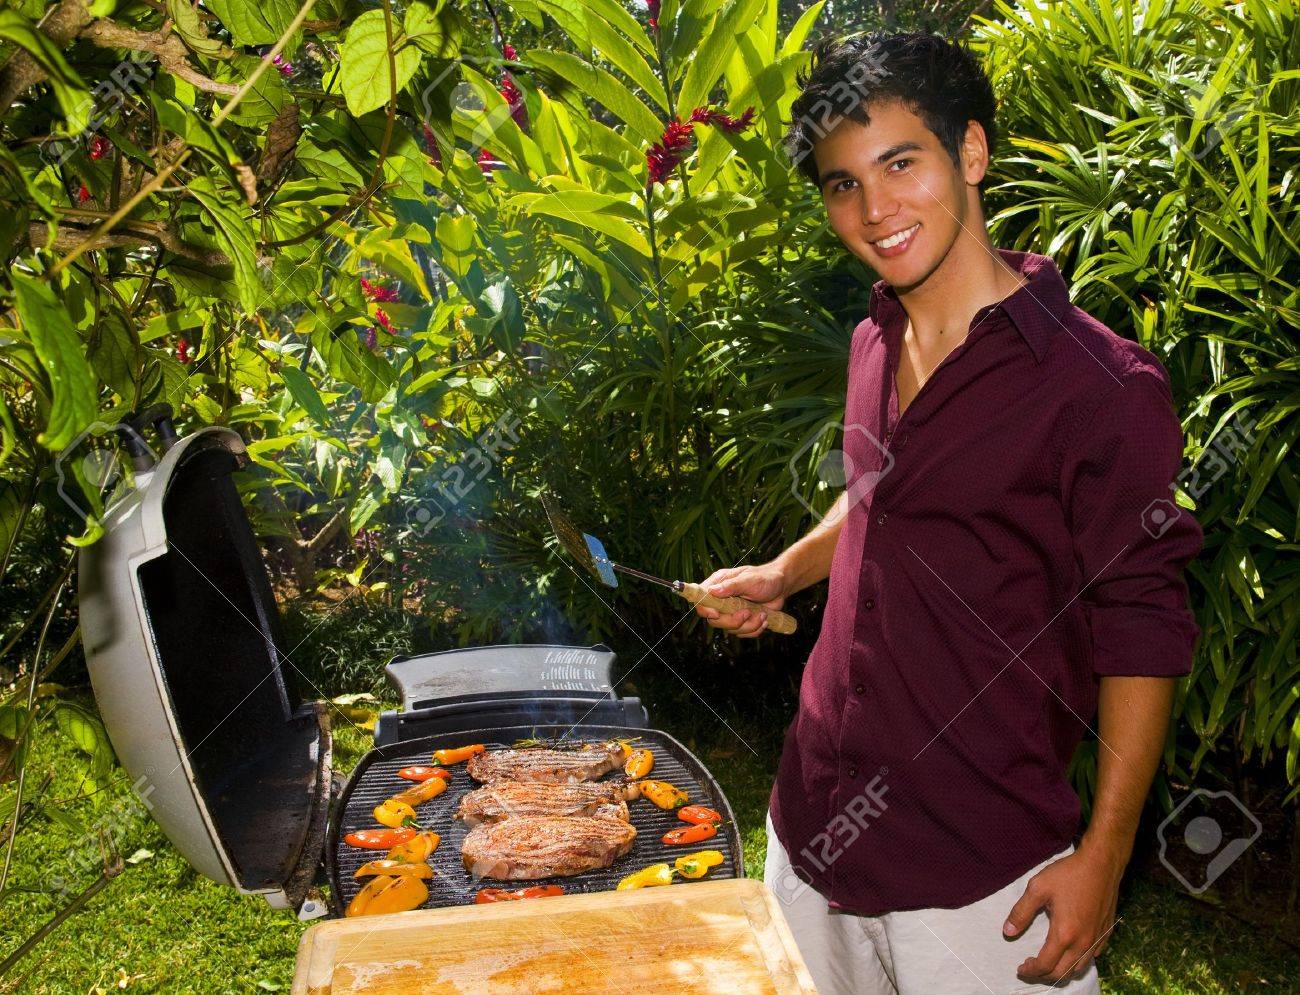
542,495,797,635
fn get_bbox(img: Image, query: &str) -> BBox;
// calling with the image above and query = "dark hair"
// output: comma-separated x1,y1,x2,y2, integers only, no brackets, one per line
784,31,998,189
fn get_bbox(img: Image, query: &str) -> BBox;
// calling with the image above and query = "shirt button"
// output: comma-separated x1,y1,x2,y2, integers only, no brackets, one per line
847,764,859,778
854,683,866,695
876,513,887,526
864,598,875,610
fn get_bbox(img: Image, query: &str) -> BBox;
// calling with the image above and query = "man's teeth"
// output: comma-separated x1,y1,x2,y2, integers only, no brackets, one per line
875,224,919,249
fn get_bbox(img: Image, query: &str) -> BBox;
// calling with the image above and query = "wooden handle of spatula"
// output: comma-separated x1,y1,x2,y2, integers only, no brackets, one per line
676,583,797,635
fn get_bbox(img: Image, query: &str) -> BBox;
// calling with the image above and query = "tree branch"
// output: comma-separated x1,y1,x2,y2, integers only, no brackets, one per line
0,0,95,112
80,19,238,95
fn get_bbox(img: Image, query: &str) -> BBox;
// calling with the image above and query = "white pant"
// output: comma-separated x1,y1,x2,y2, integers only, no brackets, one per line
764,811,1102,995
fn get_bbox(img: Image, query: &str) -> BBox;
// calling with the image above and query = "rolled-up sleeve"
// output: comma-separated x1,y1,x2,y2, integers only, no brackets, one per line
1059,371,1204,677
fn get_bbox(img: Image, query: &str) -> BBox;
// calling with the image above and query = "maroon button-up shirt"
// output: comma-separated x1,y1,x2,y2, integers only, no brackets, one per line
768,248,1203,915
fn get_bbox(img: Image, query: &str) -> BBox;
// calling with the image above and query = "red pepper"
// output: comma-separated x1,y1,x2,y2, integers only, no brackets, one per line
662,823,718,845
475,885,565,903
343,826,417,850
677,805,721,825
396,766,451,782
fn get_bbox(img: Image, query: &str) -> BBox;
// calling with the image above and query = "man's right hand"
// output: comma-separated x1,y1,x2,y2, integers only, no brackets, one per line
694,563,789,638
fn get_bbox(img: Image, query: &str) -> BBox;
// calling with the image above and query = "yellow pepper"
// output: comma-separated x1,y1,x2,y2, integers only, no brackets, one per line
354,860,433,880
387,831,440,863
345,873,429,917
624,748,654,780
391,776,449,807
616,863,675,891
373,798,418,829
639,779,688,810
674,850,725,879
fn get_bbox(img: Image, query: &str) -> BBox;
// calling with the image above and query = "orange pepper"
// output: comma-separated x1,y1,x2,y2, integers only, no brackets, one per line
433,744,485,765
345,874,428,917
387,831,440,863
624,748,654,779
390,776,449,807
343,827,416,850
662,823,718,845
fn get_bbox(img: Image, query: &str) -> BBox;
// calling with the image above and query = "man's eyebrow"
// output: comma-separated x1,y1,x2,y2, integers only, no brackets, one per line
817,167,853,188
875,141,923,164
817,142,925,187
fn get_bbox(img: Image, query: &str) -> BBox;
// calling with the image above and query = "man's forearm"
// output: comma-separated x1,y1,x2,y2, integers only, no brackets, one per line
1079,676,1176,870
772,493,848,596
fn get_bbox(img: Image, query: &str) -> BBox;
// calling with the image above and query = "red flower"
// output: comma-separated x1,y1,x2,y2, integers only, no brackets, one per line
272,54,294,77
502,42,518,61
478,147,500,176
88,134,110,160
177,338,191,364
76,184,91,204
646,0,659,30
645,118,694,186
689,105,757,133
499,75,527,128
361,277,399,302
374,308,395,334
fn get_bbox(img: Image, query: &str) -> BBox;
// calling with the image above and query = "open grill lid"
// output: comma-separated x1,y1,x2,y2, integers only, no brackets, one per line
79,426,331,910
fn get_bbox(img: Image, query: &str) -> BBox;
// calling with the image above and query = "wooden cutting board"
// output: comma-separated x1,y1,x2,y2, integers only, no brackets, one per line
291,878,817,993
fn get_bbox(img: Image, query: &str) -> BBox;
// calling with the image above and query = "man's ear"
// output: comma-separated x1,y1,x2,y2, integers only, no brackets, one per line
960,119,990,187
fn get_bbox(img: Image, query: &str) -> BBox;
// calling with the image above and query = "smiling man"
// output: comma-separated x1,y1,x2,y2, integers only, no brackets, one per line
695,32,1204,995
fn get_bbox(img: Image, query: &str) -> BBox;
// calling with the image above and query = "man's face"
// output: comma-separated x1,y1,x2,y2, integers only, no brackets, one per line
813,99,983,292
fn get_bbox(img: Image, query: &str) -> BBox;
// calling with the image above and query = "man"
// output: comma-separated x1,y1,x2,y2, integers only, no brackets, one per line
695,32,1203,995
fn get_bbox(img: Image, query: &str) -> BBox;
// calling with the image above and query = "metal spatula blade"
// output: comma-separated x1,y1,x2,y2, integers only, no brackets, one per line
540,493,798,636
542,494,618,587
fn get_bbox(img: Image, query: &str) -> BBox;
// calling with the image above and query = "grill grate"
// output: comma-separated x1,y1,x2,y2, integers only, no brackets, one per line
328,725,743,914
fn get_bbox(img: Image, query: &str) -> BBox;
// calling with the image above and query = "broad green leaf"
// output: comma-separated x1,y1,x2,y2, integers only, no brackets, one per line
206,0,303,47
281,366,333,429
167,0,229,56
679,0,764,114
340,9,422,118
404,0,460,57
186,177,260,313
527,50,662,147
434,213,476,278
9,273,97,452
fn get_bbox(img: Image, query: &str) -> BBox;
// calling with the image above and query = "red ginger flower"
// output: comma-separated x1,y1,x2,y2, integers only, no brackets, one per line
646,0,659,30
646,106,757,186
89,134,110,160
77,183,91,204
502,42,517,61
477,147,501,176
374,308,394,334
645,118,695,185
689,105,757,133
361,277,399,302
177,338,191,364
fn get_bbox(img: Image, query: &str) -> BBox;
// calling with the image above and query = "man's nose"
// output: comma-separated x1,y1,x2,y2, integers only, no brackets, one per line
860,183,898,227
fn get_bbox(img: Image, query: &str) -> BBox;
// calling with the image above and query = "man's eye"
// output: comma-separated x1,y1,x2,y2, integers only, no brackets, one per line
833,178,857,193
889,158,912,172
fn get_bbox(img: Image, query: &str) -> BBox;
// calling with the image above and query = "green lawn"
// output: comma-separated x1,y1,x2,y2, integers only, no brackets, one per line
2,674,1295,994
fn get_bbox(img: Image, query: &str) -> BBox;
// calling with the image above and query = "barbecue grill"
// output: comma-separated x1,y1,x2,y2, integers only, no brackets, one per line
78,420,744,920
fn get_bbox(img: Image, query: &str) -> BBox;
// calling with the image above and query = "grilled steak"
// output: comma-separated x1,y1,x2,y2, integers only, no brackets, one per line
462,816,637,880
466,741,625,784
455,780,640,826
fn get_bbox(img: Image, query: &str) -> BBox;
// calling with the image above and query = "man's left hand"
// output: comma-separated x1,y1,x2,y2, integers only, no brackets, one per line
1001,846,1124,984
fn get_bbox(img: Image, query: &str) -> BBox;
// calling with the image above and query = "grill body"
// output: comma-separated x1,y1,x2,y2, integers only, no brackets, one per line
329,725,744,915
77,422,744,920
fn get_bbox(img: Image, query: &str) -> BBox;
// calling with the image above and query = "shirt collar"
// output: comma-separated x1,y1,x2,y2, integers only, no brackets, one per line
867,248,1069,364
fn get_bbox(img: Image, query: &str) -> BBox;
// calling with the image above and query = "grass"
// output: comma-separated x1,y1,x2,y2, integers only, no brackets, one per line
2,629,1297,993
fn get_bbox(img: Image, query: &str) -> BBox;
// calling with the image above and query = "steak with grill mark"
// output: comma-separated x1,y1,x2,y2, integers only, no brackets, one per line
462,815,638,880
466,742,624,784
455,780,640,826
